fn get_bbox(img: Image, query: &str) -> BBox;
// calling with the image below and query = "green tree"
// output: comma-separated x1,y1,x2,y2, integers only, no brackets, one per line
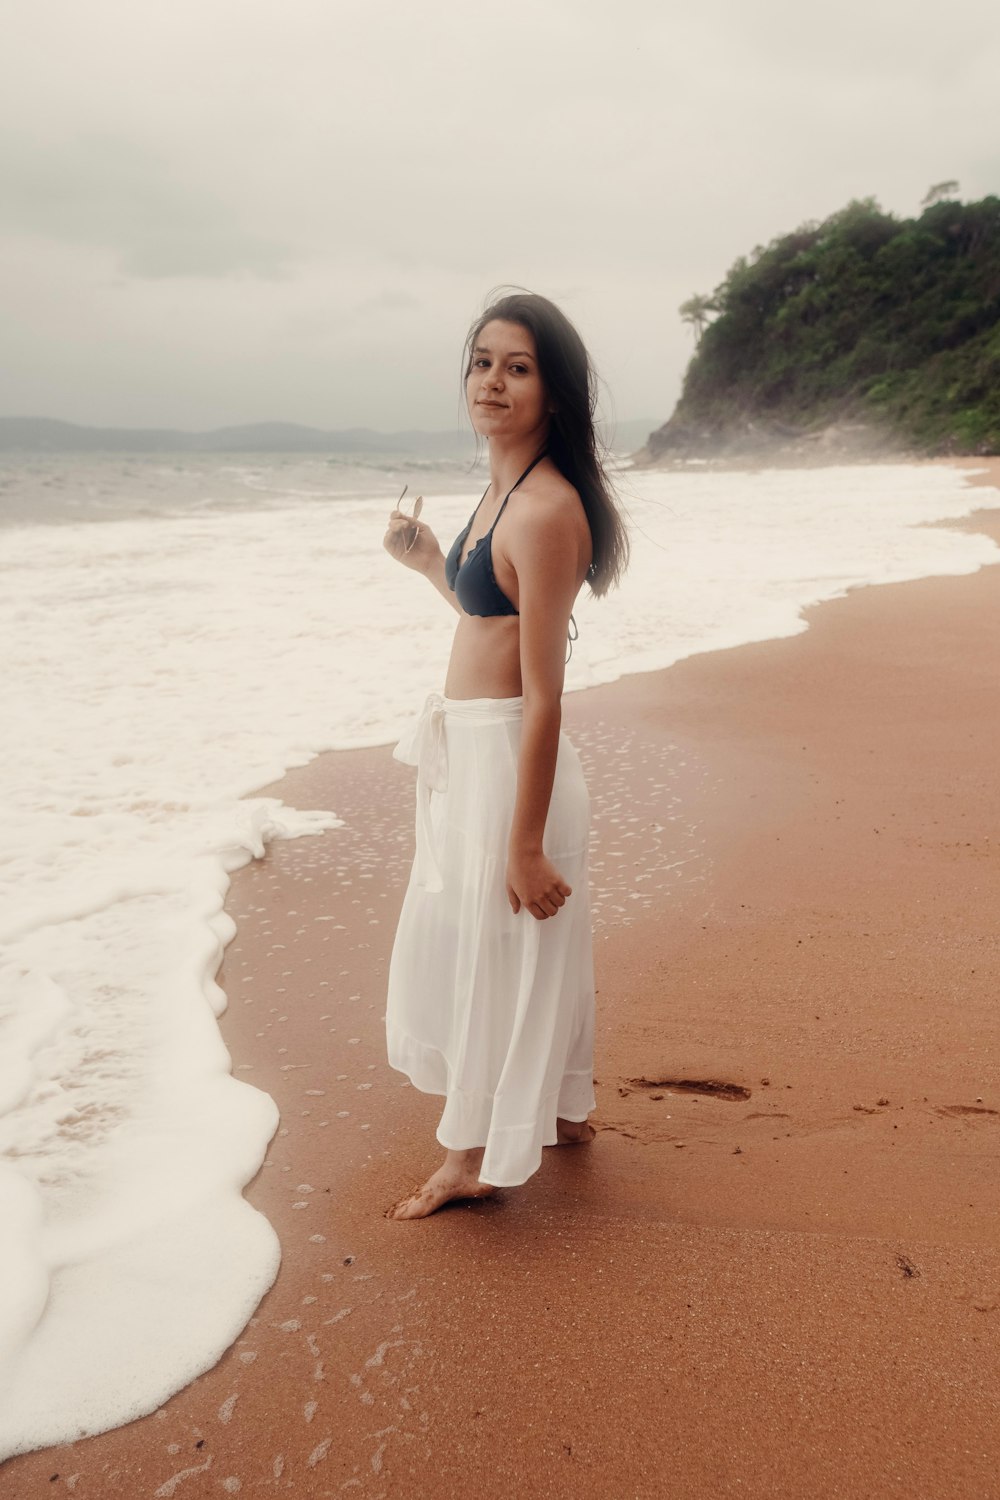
649,194,1000,458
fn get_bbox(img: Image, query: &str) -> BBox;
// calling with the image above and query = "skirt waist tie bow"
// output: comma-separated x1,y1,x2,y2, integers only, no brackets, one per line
392,692,448,892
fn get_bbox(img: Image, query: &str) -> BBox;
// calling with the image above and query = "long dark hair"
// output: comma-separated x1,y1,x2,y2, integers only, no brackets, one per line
463,289,630,596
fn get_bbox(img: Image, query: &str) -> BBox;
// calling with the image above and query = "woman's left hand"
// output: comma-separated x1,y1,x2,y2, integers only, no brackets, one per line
506,849,572,920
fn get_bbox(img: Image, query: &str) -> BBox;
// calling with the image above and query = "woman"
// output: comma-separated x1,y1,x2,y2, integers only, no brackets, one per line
381,290,629,1220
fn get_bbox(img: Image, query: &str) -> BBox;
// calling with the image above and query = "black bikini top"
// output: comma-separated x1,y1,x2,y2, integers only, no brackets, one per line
443,450,580,660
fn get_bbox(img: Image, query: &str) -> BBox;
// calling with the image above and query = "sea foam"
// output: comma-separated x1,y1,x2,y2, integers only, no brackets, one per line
0,458,997,1458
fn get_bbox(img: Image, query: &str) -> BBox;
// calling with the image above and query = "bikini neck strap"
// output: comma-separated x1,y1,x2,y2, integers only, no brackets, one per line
503,448,549,504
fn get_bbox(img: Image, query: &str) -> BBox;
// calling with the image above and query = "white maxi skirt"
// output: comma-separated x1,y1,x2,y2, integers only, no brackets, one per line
386,693,596,1187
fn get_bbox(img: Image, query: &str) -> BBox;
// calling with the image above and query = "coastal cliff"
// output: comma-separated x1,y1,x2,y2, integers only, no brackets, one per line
640,194,1000,465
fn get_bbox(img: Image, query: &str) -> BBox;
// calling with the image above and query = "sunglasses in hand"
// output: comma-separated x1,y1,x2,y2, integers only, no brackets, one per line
396,484,423,553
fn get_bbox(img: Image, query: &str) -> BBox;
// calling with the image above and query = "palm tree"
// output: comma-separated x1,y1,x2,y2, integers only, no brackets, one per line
679,294,715,344
921,180,960,209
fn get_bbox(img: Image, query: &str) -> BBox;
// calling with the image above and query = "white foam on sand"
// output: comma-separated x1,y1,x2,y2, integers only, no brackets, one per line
576,462,1000,682
0,502,348,1457
0,811,335,1458
0,460,996,1459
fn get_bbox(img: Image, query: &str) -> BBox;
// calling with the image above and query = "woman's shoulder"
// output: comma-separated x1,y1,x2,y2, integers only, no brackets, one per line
504,467,591,577
513,466,583,528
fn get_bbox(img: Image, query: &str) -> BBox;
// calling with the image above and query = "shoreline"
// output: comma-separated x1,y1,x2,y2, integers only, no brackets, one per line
4,460,1000,1497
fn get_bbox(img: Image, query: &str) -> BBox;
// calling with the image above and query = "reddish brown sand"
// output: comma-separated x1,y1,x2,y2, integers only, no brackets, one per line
5,462,1000,1500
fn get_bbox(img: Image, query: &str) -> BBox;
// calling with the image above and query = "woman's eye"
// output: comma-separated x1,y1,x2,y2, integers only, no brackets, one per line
510,364,527,375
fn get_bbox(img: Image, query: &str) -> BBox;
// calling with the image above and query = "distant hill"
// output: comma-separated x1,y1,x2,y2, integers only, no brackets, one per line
0,417,470,457
642,194,1000,463
0,415,658,458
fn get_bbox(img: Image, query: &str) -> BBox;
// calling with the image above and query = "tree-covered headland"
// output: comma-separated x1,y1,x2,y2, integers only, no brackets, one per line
645,191,1000,461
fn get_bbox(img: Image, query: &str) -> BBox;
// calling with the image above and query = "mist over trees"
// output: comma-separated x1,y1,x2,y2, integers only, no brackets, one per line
650,192,1000,458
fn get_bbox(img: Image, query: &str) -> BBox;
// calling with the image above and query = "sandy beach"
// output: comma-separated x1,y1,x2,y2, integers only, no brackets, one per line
5,460,1000,1499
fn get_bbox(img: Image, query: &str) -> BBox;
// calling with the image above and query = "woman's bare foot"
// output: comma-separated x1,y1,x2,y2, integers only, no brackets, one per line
385,1147,495,1221
555,1116,596,1144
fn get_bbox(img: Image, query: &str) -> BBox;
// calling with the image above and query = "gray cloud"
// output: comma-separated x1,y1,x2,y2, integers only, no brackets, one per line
356,290,422,314
120,229,293,280
1,129,295,279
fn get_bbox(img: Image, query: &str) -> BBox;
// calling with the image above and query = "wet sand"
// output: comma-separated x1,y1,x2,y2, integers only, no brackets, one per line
5,461,1000,1499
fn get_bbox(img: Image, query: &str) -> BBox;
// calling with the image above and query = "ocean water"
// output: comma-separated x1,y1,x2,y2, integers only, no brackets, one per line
0,452,997,1459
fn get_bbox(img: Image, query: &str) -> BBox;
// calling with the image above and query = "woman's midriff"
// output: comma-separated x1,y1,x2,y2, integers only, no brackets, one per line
443,615,523,700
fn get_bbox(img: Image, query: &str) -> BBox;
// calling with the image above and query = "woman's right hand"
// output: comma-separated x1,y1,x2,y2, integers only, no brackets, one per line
383,505,440,573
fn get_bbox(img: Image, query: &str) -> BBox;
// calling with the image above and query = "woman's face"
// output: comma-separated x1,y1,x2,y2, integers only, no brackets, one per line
466,320,550,442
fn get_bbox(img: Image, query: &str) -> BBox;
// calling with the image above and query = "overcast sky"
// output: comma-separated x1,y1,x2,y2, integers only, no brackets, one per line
2,0,997,435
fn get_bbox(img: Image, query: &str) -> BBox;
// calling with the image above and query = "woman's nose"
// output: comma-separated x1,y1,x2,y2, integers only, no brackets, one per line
482,365,503,390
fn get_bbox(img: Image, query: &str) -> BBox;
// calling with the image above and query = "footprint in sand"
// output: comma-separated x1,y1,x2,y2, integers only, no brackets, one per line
625,1076,752,1102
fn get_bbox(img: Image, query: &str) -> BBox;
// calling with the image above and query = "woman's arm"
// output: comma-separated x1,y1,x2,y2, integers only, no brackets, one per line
504,500,582,920
383,505,461,613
